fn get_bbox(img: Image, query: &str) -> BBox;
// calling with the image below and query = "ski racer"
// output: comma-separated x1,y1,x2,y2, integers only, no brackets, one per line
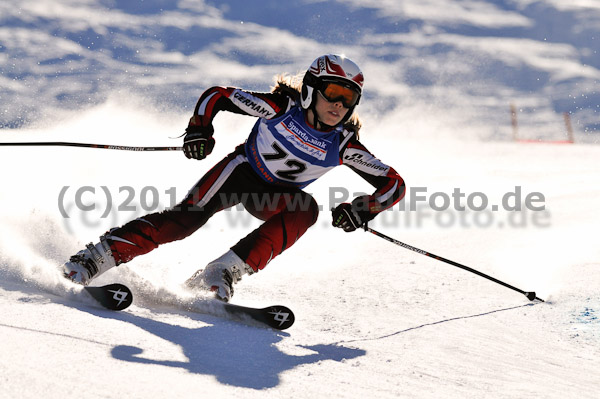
63,54,406,302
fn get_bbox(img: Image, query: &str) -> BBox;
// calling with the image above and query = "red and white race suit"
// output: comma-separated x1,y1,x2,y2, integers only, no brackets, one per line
105,87,406,272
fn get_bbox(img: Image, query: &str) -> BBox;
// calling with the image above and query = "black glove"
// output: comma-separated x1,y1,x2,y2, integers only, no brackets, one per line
331,196,372,232
183,125,215,160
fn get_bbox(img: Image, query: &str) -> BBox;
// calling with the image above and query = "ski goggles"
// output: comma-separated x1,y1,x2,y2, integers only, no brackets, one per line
318,81,360,108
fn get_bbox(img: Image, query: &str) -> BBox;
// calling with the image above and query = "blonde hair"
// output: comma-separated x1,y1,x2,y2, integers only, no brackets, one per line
271,73,362,137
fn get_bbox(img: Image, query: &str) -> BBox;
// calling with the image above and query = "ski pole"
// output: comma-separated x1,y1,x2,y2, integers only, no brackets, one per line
363,224,544,302
0,142,182,151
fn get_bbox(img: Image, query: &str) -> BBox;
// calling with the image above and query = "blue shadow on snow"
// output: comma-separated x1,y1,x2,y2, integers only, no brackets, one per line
95,309,365,389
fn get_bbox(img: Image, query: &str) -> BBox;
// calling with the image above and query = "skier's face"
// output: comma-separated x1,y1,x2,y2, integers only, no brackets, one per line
313,90,347,127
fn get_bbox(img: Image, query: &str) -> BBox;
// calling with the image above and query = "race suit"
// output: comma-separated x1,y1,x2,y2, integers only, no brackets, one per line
104,87,406,272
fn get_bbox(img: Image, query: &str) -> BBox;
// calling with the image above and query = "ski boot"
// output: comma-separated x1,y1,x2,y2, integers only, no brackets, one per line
185,250,254,302
63,236,116,285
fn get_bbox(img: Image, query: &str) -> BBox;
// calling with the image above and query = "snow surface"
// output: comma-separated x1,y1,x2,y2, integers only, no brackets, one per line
1,1,599,398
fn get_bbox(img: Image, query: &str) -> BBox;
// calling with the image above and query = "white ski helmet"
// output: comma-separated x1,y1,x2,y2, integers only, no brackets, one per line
301,54,364,123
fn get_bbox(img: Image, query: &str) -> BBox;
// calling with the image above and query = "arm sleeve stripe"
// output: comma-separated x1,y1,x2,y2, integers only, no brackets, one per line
339,130,355,152
197,91,219,116
375,180,399,205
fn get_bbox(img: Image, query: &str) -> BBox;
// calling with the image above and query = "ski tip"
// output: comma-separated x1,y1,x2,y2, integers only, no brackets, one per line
265,305,295,330
84,283,133,311
223,303,295,330
224,303,295,330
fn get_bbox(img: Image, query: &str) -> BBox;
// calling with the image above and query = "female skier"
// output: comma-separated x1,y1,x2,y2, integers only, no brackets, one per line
63,54,406,302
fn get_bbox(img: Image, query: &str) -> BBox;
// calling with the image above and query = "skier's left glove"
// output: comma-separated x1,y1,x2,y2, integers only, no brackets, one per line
183,125,215,160
331,197,372,232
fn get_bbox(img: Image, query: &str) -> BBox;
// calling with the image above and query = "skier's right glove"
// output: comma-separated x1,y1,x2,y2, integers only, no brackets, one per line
183,125,215,160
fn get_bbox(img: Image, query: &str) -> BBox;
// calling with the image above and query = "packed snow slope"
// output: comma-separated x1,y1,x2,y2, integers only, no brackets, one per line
1,103,599,399
1,1,599,398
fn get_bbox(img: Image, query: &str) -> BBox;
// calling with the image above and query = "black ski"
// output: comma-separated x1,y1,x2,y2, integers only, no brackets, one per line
78,280,292,328
84,283,133,311
223,303,295,330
